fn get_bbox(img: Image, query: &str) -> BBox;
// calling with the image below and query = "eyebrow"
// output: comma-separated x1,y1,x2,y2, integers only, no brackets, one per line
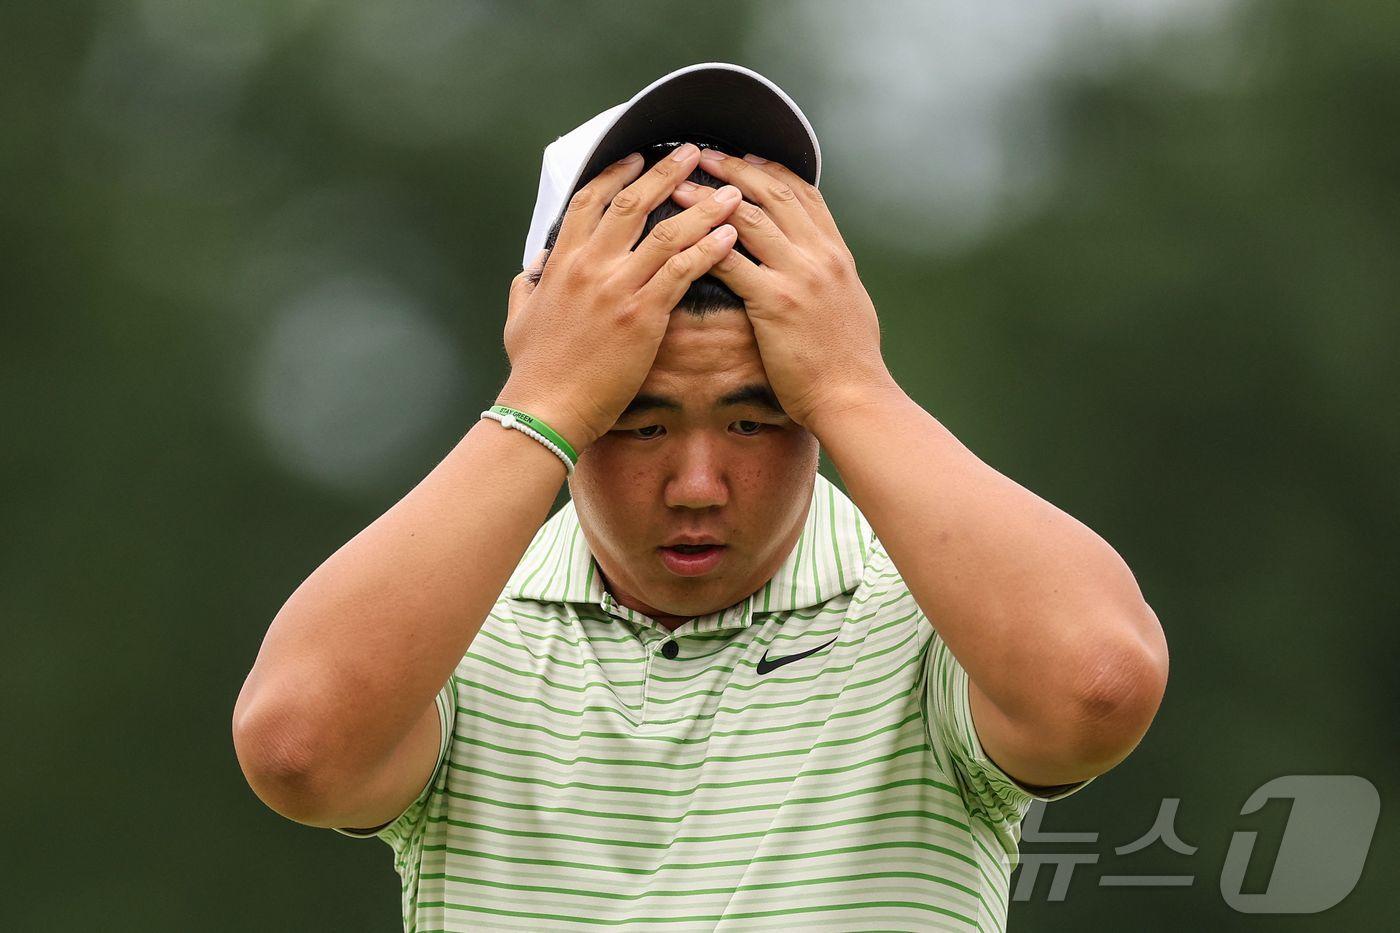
618,383,787,420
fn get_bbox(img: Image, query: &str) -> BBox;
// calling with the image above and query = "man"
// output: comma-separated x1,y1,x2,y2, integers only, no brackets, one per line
233,64,1168,931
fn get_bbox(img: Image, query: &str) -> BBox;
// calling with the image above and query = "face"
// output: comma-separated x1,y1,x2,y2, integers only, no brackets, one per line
569,309,819,627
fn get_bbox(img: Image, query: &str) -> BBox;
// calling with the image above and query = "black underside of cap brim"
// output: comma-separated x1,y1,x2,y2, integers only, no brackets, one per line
575,68,817,197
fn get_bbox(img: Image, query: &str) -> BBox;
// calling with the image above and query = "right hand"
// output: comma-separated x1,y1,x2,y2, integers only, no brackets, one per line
496,143,744,452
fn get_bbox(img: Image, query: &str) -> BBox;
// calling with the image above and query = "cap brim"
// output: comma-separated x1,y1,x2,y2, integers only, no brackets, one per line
564,63,820,205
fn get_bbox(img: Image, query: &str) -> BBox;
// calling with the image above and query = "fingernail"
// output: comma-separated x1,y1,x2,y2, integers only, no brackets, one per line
676,181,698,193
715,185,740,203
699,148,725,162
671,142,698,162
713,224,736,243
742,153,767,164
616,152,641,165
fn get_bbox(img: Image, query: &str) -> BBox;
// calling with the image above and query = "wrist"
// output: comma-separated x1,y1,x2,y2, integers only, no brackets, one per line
802,376,908,439
494,380,600,453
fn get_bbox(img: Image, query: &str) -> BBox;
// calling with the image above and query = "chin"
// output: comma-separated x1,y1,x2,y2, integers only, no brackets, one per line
651,578,736,617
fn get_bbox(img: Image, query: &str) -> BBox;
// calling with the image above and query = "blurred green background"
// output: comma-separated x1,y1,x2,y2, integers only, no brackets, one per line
3,0,1394,929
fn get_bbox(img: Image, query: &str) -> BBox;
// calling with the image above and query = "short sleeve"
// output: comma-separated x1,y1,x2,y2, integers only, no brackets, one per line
923,621,1094,824
333,675,457,842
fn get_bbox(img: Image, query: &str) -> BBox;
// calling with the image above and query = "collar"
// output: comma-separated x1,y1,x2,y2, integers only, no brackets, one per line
506,471,873,628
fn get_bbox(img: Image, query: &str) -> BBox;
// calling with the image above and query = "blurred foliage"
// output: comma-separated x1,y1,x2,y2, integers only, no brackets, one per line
1,0,1394,930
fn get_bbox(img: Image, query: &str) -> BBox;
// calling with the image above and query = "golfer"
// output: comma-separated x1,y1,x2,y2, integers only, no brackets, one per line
233,63,1168,931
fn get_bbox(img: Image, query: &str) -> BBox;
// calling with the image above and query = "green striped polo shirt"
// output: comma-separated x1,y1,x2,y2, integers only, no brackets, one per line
337,471,1091,931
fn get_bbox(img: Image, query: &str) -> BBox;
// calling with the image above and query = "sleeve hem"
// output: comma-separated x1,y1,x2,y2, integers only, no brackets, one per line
955,657,1096,805
333,677,456,839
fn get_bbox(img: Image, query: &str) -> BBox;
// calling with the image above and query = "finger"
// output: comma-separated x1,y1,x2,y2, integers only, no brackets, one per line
633,223,738,314
695,149,825,248
550,153,648,259
523,245,549,282
618,183,743,289
506,247,549,326
704,237,767,300
670,181,802,270
649,194,769,297
739,153,849,247
590,143,704,255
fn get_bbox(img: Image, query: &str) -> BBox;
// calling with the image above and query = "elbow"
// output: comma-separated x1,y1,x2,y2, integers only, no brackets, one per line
232,686,342,825
1063,608,1170,770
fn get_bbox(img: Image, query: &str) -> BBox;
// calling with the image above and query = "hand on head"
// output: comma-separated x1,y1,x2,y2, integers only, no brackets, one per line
498,143,743,451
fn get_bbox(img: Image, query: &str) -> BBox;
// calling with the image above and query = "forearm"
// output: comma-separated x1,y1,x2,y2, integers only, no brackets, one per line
233,415,566,784
811,382,1166,732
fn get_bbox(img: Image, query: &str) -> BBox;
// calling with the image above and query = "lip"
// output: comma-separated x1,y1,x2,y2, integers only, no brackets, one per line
657,544,727,576
661,535,725,547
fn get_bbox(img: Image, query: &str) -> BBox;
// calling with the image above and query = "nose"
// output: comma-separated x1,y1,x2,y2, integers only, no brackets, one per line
663,432,729,511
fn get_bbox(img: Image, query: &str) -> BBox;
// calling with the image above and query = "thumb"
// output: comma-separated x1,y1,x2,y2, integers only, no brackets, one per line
507,247,550,323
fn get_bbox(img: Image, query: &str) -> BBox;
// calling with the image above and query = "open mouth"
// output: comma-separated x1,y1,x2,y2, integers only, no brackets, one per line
657,544,727,576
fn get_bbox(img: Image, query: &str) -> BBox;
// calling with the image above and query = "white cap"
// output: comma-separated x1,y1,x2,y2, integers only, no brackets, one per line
522,62,821,268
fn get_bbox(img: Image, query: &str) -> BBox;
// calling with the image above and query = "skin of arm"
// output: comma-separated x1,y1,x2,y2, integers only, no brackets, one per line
675,150,1169,789
232,422,569,828
232,143,742,828
810,387,1169,787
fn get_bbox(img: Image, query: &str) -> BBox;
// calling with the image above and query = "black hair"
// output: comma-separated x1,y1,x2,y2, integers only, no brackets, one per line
524,140,754,317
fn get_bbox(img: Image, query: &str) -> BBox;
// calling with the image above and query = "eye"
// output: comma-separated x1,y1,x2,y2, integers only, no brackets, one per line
732,420,765,436
630,424,665,439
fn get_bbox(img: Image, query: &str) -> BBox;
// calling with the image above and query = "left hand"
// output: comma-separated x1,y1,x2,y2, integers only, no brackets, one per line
669,149,897,430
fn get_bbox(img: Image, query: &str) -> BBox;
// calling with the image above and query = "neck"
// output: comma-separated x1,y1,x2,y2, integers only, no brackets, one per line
600,571,694,631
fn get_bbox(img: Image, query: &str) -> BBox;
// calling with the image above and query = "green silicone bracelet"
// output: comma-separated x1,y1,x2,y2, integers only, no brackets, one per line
485,405,579,465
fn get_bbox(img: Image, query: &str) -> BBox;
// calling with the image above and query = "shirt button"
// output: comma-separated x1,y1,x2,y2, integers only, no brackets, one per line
660,639,679,659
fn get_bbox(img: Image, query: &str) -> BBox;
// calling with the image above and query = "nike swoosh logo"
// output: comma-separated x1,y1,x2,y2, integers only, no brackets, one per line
756,636,838,675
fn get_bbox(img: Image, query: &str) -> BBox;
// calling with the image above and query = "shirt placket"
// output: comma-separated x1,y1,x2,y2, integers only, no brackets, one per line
597,595,759,726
